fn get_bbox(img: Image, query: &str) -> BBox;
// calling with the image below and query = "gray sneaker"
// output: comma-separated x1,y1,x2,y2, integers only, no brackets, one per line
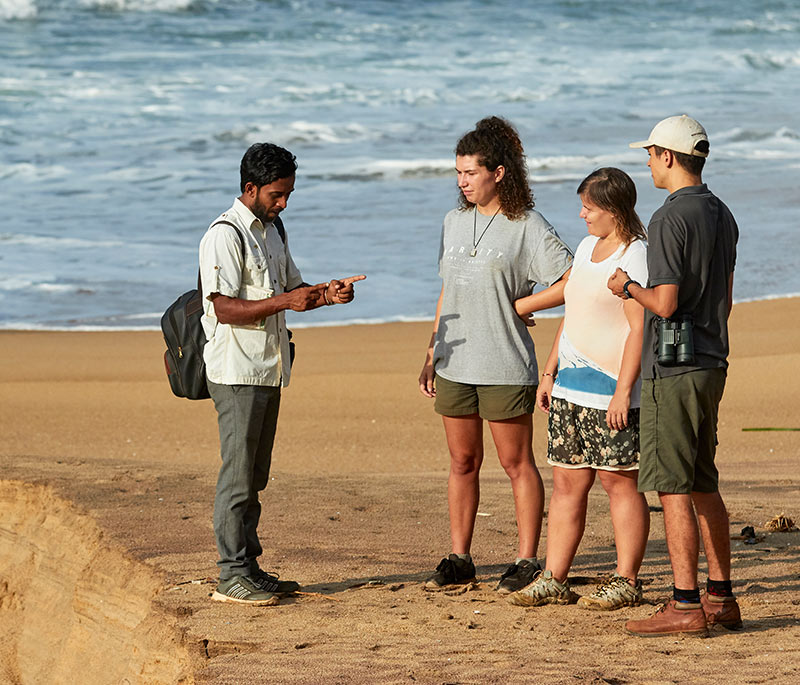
495,559,542,594
577,573,643,611
252,568,301,595
212,575,280,606
507,569,577,607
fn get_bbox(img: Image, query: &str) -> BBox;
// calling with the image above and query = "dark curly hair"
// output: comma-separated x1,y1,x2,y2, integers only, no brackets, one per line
240,143,298,193
455,116,534,221
577,167,646,248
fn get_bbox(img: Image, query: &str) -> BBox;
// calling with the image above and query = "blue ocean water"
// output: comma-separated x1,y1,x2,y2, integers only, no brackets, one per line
1,0,798,329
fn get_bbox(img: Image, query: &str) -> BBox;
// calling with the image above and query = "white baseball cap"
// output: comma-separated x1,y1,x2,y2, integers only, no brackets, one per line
629,115,709,158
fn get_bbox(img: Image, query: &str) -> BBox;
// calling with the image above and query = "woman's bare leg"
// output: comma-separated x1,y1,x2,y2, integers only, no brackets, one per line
442,414,484,554
545,466,595,581
488,414,544,559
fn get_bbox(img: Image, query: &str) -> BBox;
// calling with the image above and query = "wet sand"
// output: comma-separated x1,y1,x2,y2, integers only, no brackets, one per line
1,298,799,683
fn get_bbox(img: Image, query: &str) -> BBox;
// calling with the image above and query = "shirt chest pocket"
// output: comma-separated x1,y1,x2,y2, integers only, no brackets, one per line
262,249,288,292
243,249,268,288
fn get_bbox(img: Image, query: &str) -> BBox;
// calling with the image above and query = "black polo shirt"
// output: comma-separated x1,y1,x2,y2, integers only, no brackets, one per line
642,184,739,379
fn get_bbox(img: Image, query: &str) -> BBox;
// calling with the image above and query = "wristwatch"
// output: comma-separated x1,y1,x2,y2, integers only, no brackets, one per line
622,279,638,298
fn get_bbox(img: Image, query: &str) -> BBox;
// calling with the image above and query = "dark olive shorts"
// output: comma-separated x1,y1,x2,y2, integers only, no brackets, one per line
546,397,640,470
434,374,537,421
638,368,726,494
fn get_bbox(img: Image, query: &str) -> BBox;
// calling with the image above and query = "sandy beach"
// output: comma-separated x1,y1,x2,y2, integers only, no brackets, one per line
1,298,799,684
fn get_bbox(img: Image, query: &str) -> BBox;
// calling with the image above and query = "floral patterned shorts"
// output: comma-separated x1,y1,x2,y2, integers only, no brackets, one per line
547,397,640,470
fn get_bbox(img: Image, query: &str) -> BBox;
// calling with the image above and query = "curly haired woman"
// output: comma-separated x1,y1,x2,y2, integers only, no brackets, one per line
419,116,572,593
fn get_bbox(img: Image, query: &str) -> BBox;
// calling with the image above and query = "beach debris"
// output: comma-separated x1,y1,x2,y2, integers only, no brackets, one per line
347,579,385,590
296,591,341,601
742,427,800,431
731,525,765,544
765,513,796,532
444,582,479,596
294,642,312,650
476,511,492,517
387,583,404,592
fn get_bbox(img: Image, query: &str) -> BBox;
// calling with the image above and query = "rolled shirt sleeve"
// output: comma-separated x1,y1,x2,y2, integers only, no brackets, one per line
199,224,245,300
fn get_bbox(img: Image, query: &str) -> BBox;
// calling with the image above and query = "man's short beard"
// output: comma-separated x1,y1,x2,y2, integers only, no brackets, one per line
252,197,275,223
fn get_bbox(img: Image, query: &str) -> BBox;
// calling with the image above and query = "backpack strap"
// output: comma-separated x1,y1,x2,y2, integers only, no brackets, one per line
197,220,247,292
274,215,287,244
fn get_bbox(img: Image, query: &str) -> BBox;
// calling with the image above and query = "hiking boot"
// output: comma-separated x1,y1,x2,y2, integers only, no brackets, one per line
495,559,542,594
625,599,708,637
701,592,743,630
252,568,301,595
507,569,577,607
577,573,643,611
424,554,476,590
211,575,280,606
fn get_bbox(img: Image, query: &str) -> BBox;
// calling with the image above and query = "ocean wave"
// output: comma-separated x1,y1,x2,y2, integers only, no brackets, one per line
0,0,213,18
714,126,800,160
306,152,641,183
0,162,70,181
732,292,800,305
309,158,453,181
740,50,800,70
215,120,378,147
0,322,160,331
0,278,96,294
715,126,799,144
715,16,799,36
0,232,126,249
0,0,36,20
77,0,206,12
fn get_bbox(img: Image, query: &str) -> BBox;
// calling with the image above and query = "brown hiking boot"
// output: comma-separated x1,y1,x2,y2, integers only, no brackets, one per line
701,593,743,630
625,599,708,637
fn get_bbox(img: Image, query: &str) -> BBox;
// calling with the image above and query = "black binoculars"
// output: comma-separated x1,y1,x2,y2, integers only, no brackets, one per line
656,314,695,366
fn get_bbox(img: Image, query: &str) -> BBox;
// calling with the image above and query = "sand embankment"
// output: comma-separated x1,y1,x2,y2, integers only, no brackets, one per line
1,299,799,683
0,481,193,683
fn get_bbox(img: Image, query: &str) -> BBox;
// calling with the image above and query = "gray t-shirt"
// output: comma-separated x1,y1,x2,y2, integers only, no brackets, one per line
642,184,738,379
434,208,573,385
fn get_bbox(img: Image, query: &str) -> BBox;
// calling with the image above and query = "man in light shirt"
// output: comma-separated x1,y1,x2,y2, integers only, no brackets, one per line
199,142,365,605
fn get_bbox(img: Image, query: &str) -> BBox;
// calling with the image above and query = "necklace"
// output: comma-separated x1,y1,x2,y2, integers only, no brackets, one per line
471,207,500,257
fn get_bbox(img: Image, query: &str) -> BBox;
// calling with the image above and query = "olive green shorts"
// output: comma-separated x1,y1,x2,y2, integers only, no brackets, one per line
638,368,727,494
434,374,537,421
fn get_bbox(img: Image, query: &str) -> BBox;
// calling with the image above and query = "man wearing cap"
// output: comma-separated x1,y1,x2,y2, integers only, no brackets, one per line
608,115,741,637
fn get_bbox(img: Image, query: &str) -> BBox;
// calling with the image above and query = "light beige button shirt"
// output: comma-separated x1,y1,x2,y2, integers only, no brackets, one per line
199,199,304,387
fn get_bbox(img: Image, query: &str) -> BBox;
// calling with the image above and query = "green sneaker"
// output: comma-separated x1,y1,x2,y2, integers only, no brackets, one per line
577,573,643,611
252,568,301,595
212,575,280,606
507,569,576,607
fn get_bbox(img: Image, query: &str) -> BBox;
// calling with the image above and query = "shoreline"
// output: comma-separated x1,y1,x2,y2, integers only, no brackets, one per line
1,298,799,683
2,292,799,333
